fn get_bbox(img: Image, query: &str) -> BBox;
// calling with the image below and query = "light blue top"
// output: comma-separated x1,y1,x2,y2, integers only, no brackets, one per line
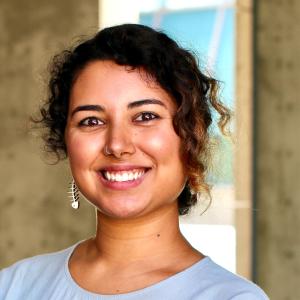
0,243,269,300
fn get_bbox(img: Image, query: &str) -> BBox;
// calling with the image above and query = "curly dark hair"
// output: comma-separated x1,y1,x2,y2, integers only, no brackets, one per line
35,23,230,215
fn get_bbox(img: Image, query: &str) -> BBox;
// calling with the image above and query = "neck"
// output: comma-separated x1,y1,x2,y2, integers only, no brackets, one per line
89,203,192,265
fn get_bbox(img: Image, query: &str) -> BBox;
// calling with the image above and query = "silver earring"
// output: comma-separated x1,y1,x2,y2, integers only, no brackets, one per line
69,178,80,209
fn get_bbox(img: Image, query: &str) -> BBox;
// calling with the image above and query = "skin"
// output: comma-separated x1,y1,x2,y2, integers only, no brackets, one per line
65,60,204,294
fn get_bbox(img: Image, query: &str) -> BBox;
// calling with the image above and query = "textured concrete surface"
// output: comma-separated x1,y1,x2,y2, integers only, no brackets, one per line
0,0,98,268
254,0,300,299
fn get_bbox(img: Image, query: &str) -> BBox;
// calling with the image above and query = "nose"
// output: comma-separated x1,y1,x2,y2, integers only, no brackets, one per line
104,123,136,158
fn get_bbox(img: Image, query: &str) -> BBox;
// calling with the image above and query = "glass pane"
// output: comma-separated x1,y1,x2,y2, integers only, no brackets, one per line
99,0,239,274
139,1,236,272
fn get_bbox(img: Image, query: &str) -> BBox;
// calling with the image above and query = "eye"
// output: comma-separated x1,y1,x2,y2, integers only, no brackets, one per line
134,112,160,122
79,117,104,127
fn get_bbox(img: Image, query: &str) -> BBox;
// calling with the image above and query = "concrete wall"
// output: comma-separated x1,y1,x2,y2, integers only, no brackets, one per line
254,1,300,299
0,0,98,268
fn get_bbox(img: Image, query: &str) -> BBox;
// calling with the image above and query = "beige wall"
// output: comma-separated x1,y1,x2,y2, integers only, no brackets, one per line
254,0,300,299
235,0,253,279
0,0,98,268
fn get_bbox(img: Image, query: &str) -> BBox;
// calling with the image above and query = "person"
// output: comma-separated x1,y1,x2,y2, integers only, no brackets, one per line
0,24,269,299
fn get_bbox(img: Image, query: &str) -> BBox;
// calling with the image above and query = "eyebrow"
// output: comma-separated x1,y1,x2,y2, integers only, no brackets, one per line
71,104,104,117
70,98,167,117
127,99,167,109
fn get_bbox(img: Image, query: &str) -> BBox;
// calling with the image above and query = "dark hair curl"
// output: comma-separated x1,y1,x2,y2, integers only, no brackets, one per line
35,24,230,215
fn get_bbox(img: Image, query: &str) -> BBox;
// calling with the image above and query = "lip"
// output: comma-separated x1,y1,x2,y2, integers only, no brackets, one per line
99,164,151,172
97,164,151,191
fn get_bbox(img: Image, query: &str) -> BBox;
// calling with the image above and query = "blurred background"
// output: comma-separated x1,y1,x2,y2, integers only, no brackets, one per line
0,0,299,299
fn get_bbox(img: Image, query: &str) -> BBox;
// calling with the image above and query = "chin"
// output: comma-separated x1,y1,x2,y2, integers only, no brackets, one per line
94,197,151,220
97,206,149,220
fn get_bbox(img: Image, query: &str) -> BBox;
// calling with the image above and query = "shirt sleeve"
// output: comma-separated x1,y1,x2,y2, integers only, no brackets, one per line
229,291,270,300
0,263,24,300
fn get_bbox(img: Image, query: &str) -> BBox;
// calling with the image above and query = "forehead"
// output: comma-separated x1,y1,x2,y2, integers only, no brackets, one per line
70,60,176,109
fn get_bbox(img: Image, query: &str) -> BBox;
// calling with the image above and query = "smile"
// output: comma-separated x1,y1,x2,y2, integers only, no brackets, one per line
98,166,151,190
102,169,146,182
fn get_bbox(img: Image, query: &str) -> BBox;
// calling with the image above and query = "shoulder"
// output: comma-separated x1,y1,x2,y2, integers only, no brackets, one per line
0,244,76,299
0,244,74,277
191,257,269,300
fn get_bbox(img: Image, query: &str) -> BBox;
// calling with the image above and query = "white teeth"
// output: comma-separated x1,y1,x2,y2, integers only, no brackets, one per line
103,170,145,182
107,172,111,180
123,173,129,181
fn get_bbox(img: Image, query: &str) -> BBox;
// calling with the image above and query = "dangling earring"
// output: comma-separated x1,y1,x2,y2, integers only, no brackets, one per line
69,178,80,209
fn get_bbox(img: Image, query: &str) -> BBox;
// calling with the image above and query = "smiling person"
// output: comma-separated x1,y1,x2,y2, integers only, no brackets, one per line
0,24,269,299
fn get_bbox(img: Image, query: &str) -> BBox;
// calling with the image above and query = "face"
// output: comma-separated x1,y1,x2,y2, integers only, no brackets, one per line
65,60,187,219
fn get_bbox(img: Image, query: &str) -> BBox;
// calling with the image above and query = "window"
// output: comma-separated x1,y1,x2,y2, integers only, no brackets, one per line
99,0,252,278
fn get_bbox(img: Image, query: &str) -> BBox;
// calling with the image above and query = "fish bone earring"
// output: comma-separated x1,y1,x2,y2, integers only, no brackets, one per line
69,178,80,209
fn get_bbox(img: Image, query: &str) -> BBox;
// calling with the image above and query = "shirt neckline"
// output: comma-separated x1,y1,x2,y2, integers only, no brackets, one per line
63,241,211,298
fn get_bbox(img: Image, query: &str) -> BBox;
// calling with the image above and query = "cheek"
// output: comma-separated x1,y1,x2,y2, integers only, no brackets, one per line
138,127,182,163
66,132,104,168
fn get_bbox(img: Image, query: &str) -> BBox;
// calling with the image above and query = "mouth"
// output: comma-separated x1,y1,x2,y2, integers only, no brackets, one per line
99,167,151,183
